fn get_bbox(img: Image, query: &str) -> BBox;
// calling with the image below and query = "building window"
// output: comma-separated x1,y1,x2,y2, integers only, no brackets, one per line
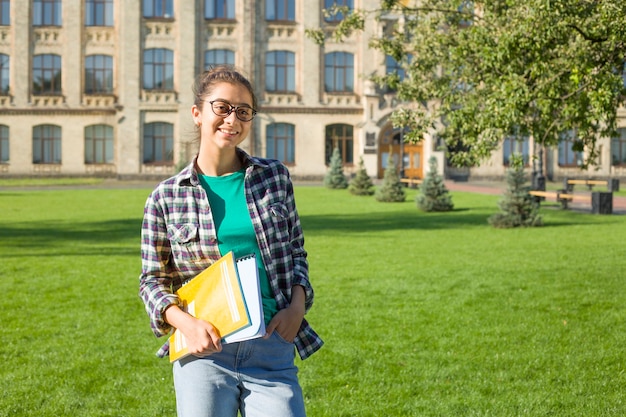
33,54,62,95
0,54,8,94
143,0,174,18
266,0,295,21
502,136,530,166
0,125,8,163
611,127,626,166
325,124,353,165
143,122,173,164
323,0,353,23
33,0,62,26
558,131,583,167
324,52,353,92
143,49,174,90
266,51,295,93
266,123,295,164
85,55,113,94
204,49,235,69
0,0,9,26
205,0,235,20
85,0,113,26
33,125,62,164
85,125,114,164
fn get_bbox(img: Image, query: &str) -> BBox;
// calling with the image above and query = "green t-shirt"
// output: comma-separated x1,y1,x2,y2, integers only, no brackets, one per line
199,170,278,326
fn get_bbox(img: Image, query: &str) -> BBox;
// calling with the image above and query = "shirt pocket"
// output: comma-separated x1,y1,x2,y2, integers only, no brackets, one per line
167,223,206,264
268,203,290,243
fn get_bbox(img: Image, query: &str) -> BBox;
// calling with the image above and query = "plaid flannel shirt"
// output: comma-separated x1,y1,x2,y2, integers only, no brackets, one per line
139,149,323,360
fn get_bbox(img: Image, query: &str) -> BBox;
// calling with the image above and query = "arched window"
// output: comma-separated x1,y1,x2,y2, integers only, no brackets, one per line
325,124,353,165
502,135,529,166
85,125,114,164
143,122,173,164
266,123,295,164
33,125,62,164
558,130,583,167
611,127,626,166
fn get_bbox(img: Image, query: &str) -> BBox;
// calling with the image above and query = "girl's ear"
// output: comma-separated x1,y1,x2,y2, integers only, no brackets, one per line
191,105,202,125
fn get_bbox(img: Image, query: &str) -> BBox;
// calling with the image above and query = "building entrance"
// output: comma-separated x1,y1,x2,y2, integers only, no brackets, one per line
377,125,423,179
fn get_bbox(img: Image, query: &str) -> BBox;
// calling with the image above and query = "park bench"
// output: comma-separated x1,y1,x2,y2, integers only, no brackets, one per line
528,189,613,214
563,177,620,193
400,178,422,188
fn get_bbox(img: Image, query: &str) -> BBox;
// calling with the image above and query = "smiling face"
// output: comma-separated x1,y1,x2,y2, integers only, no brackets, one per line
192,82,254,154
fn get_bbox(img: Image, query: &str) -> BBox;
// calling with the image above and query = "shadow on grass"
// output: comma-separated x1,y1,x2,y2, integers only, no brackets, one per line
301,208,491,233
0,218,142,257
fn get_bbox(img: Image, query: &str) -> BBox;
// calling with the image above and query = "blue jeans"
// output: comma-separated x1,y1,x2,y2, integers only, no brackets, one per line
173,332,306,417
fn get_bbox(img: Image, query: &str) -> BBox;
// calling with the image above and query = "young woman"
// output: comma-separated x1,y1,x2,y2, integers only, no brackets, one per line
139,66,323,417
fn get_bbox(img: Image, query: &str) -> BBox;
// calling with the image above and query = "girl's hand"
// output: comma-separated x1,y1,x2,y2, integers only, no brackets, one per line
264,285,305,343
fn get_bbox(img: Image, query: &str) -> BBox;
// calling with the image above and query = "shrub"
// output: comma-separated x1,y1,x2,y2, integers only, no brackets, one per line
375,153,406,202
324,147,349,189
348,157,375,196
416,157,454,212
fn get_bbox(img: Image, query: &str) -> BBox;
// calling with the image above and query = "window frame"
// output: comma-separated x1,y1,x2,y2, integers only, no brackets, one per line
205,0,235,20
143,122,174,164
502,135,530,166
0,53,8,94
33,124,62,164
85,55,114,94
611,127,626,166
204,49,235,70
143,48,174,91
266,123,295,165
266,0,295,22
85,124,114,164
323,0,353,23
558,131,583,167
33,0,62,26
143,0,174,19
0,124,8,164
325,123,354,166
85,0,114,26
265,50,296,93
324,51,354,93
33,54,62,95
0,0,10,26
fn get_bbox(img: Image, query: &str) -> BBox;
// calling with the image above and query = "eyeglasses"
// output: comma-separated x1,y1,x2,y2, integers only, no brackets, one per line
209,100,257,122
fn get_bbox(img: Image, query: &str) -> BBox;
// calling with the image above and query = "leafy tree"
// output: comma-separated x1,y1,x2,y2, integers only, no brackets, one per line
488,156,543,228
417,156,454,212
308,1,626,169
324,147,349,189
348,157,375,196
375,153,406,202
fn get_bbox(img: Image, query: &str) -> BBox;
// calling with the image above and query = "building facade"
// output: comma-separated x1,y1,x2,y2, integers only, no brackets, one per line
0,0,625,181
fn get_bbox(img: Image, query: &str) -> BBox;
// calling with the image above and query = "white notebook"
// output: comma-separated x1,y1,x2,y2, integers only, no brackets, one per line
223,255,266,343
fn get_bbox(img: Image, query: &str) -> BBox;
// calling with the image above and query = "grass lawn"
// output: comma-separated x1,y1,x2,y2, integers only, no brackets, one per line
0,185,624,416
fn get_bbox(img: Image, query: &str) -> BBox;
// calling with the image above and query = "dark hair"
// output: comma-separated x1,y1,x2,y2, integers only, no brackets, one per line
192,65,257,110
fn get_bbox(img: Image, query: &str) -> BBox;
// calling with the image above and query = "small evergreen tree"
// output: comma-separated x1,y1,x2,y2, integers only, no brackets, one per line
375,153,406,202
488,156,543,228
417,157,454,212
324,147,349,189
348,157,375,196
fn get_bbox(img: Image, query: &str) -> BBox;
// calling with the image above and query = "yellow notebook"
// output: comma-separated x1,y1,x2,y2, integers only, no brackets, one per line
168,251,251,362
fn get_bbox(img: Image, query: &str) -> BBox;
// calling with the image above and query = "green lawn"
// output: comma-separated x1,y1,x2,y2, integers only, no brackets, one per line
0,186,624,416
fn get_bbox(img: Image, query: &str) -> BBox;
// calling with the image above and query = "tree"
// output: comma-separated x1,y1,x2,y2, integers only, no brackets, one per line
348,157,375,195
417,156,454,212
375,153,406,202
488,156,543,228
324,147,349,189
307,1,626,170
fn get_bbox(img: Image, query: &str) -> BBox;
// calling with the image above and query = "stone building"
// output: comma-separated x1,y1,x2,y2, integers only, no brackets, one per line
0,0,625,181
